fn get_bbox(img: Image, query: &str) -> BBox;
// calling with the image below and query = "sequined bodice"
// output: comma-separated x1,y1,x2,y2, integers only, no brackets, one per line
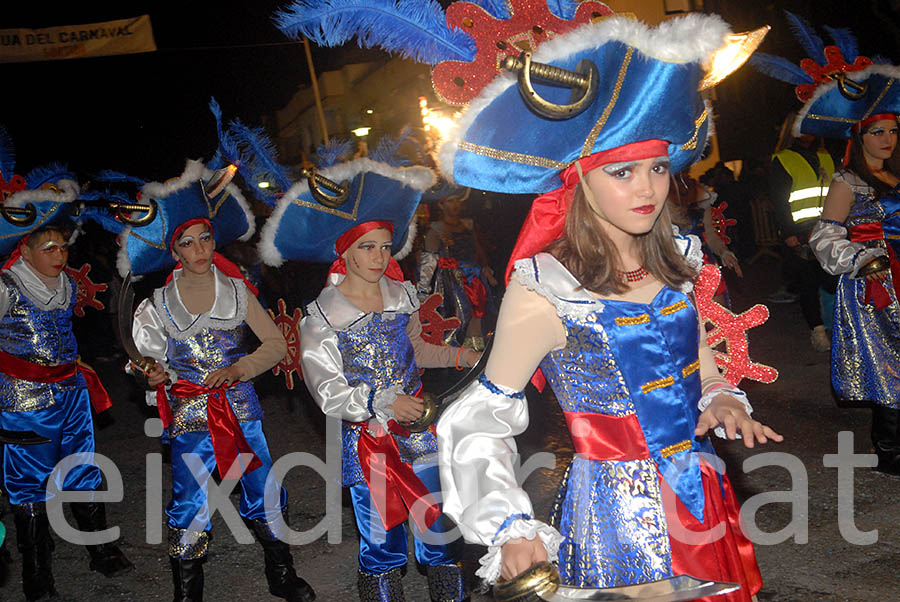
0,272,79,365
168,325,250,384
336,313,420,395
540,287,702,418
0,272,85,412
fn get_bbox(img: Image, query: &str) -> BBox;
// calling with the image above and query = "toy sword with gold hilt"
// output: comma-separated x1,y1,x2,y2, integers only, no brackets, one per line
117,272,162,381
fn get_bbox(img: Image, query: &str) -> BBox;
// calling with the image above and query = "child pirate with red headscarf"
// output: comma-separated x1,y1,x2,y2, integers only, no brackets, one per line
259,155,478,601
0,137,131,600
102,156,315,602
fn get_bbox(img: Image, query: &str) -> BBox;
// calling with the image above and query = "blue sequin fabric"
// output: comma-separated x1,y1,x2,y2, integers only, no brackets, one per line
0,272,85,412
538,284,706,588
336,313,438,487
164,324,262,438
832,179,900,406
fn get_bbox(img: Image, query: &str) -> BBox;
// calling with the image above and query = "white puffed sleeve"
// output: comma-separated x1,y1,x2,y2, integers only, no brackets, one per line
298,312,377,423
437,377,562,583
0,281,10,320
131,298,175,406
809,220,886,277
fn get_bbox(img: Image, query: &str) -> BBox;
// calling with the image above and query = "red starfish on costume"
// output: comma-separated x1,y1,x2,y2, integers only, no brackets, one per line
432,0,613,104
695,264,778,385
707,201,736,246
64,263,107,317
268,298,303,390
418,293,461,345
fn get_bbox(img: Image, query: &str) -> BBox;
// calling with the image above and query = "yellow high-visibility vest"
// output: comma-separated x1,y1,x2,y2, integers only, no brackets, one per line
773,149,835,223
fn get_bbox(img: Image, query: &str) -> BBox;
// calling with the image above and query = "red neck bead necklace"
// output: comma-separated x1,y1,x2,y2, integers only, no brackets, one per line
617,266,649,283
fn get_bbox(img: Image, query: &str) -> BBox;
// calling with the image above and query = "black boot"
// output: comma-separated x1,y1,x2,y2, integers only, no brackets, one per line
69,502,133,576
170,556,205,602
872,406,900,475
13,504,58,601
358,567,405,602
426,563,468,602
245,518,315,602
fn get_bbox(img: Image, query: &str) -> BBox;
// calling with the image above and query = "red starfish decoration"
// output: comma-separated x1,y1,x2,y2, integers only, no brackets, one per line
64,263,107,317
707,201,736,246
796,46,871,102
695,264,778,385
268,298,304,390
418,293,461,345
433,0,613,104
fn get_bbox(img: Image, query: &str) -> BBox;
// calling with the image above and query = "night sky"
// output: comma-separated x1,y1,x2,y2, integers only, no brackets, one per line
3,1,900,181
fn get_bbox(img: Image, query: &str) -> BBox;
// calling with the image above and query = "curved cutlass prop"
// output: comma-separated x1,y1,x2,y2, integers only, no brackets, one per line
404,333,493,433
0,429,51,445
494,561,739,601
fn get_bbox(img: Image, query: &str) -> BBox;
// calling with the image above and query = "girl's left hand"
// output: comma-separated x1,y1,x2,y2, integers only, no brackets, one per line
464,349,482,368
204,364,244,388
722,251,743,278
695,393,783,448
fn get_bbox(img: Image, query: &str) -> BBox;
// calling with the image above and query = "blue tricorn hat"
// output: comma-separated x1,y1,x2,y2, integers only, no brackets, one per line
114,160,255,277
751,12,900,139
1,162,81,258
258,158,435,266
438,14,762,193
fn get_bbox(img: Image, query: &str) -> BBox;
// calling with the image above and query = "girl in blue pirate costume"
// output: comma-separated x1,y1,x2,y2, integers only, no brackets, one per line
0,147,131,600
274,2,783,599
753,15,900,474
107,159,315,602
260,156,478,601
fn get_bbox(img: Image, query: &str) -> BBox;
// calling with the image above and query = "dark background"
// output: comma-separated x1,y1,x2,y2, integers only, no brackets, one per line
2,0,900,179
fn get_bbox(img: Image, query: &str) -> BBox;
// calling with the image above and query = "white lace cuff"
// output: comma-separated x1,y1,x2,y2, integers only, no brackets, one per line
475,518,563,585
697,386,753,439
371,384,405,429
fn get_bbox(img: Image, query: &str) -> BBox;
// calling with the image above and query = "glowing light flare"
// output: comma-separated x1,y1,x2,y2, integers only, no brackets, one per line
352,126,372,137
258,181,271,189
699,25,770,91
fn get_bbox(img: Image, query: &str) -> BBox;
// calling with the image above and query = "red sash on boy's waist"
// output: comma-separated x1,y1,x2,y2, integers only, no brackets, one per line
353,385,441,532
563,411,650,461
0,348,113,413
849,222,900,309
158,378,262,479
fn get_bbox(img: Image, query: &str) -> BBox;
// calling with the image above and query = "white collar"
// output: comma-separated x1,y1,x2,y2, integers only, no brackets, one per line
154,265,248,339
311,275,418,331
6,258,71,311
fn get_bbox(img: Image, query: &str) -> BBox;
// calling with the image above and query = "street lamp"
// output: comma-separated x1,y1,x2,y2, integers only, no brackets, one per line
351,126,371,137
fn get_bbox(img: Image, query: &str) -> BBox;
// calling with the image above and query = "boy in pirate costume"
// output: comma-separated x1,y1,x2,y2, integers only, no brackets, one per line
259,156,478,601
0,156,131,600
111,160,315,602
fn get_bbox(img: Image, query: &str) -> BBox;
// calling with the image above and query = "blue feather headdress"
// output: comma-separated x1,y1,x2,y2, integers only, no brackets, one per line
0,128,82,257
750,11,900,139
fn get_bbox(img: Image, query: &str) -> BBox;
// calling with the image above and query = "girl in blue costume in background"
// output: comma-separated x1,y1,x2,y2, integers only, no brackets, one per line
260,156,478,601
752,16,900,474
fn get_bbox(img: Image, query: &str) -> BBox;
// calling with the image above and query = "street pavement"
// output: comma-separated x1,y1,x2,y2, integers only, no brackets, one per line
1,254,896,601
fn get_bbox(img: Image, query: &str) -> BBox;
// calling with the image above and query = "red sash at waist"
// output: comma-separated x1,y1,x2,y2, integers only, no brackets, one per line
0,348,113,413
849,222,900,309
352,384,442,532
160,378,262,479
563,411,650,461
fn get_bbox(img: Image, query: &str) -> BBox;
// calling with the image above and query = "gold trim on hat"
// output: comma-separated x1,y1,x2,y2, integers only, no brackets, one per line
288,172,365,221
457,141,570,170
129,211,168,250
806,78,897,126
581,47,634,157
680,108,709,151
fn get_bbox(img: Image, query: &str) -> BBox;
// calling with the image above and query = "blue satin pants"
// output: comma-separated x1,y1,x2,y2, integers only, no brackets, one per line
349,462,462,574
167,420,285,532
0,387,102,505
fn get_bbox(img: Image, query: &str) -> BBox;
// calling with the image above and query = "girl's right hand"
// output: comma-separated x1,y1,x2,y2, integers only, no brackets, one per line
865,268,890,283
146,363,168,387
500,537,548,581
390,395,424,422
